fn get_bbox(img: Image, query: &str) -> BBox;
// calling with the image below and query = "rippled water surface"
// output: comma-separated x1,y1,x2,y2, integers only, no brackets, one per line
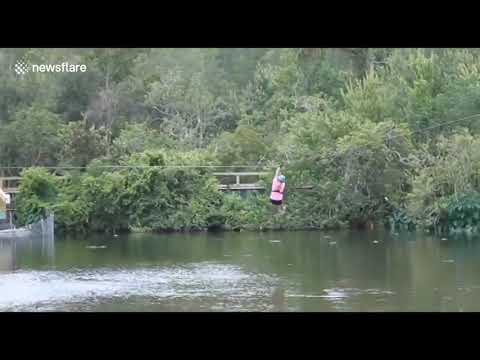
1,229,480,311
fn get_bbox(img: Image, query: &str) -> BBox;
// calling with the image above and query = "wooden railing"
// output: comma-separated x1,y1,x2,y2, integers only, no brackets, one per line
0,177,21,194
213,172,268,190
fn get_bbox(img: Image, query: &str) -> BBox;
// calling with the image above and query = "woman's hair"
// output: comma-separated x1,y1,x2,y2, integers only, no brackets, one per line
278,175,286,183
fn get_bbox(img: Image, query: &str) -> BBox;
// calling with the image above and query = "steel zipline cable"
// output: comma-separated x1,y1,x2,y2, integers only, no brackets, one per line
0,165,277,170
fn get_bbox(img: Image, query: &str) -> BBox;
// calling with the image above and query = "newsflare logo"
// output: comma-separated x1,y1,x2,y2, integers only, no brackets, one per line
14,59,30,75
13,58,87,76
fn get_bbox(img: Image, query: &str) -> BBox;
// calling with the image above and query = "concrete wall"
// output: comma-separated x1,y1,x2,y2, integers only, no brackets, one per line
0,239,15,271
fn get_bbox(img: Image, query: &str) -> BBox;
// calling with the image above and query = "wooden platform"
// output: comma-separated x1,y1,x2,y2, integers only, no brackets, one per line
3,188,19,194
218,184,266,191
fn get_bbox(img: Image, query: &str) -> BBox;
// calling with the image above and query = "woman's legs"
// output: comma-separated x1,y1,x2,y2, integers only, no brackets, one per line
271,199,285,214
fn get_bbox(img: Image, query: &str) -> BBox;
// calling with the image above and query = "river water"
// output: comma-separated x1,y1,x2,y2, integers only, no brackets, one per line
1,229,479,312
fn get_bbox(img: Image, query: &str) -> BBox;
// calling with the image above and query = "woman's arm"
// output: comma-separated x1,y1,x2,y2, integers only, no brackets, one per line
274,166,281,179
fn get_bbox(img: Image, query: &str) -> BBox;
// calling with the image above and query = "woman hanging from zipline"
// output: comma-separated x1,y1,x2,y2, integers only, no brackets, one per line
270,166,287,213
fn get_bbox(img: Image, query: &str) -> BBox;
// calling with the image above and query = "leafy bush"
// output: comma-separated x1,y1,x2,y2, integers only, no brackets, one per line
16,168,59,225
447,192,480,232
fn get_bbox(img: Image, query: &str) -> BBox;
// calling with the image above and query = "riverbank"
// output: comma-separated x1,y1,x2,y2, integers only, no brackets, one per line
14,161,480,236
56,219,346,236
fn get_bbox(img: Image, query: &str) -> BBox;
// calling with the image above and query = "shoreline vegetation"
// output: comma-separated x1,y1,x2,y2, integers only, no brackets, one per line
3,48,480,235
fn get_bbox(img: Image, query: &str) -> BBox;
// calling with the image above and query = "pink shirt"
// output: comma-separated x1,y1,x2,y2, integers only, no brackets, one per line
270,178,285,201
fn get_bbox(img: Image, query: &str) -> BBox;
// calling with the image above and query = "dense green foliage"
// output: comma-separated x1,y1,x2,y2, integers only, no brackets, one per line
6,48,480,234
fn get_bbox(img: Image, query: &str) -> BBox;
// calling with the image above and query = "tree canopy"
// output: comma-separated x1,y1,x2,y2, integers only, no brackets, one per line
5,48,480,234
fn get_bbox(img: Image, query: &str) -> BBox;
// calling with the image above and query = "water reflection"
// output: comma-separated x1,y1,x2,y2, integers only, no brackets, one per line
272,287,286,311
0,233,55,272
